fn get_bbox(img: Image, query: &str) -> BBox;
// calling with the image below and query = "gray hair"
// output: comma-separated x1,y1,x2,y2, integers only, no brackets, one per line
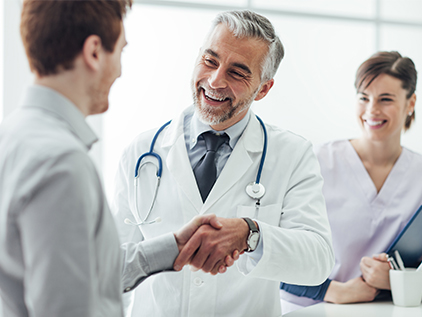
210,10,284,83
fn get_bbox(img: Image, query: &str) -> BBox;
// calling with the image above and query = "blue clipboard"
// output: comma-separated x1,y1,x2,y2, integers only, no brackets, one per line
385,205,422,268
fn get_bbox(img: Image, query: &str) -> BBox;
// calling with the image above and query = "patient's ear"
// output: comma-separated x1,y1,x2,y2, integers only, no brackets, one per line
82,35,103,72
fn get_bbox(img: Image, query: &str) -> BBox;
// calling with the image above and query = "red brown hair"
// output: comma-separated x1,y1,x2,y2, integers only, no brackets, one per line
20,0,132,76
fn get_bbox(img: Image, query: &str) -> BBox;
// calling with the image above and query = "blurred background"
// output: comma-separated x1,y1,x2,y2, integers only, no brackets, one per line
0,2,421,311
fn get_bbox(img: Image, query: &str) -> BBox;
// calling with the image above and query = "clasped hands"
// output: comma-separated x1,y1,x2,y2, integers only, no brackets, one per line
325,253,391,304
172,214,250,275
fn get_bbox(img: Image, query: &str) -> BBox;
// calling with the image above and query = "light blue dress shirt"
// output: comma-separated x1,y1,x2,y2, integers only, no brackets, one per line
183,109,250,176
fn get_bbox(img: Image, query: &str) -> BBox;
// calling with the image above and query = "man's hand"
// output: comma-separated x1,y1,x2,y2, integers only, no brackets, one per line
324,277,379,304
360,253,391,290
173,217,249,275
173,214,239,273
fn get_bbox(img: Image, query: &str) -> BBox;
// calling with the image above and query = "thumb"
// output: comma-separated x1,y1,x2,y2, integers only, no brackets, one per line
372,253,388,262
198,214,222,230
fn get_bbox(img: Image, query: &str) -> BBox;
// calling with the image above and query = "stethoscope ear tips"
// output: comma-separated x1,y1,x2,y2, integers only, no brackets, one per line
124,218,133,225
154,217,162,223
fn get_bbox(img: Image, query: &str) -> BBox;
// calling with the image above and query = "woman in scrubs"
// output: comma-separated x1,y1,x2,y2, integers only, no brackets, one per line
280,51,422,313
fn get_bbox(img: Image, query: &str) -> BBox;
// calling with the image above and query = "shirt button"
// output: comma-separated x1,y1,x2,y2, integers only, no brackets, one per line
125,287,131,292
193,277,203,286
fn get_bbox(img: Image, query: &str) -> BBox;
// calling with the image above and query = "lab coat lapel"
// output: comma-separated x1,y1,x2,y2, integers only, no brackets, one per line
202,114,264,213
162,110,203,213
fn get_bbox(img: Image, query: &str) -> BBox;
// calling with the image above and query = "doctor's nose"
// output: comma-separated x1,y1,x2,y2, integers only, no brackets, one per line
208,69,228,90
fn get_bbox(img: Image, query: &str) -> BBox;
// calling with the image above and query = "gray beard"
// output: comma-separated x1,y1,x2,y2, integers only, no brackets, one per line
192,86,258,126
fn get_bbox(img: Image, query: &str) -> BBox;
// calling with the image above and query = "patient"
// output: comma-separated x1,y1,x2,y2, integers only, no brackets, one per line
280,51,422,313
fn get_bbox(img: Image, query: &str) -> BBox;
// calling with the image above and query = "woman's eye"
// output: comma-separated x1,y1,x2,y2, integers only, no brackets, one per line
381,98,393,102
359,97,368,102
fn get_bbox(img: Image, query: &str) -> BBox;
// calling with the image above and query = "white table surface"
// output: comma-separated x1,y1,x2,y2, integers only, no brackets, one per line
283,301,422,317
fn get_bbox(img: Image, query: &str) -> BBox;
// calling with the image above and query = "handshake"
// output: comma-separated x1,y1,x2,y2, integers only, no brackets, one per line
172,214,251,275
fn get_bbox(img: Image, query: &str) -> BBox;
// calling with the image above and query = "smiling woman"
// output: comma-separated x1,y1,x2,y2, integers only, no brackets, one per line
280,51,422,313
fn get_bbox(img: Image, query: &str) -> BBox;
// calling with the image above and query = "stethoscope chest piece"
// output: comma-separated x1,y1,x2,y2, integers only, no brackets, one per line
246,182,265,200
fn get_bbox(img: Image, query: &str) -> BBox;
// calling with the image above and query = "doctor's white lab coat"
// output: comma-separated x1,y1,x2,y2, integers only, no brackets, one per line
112,106,334,317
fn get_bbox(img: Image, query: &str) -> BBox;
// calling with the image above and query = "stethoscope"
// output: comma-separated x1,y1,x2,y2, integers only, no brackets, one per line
125,115,268,226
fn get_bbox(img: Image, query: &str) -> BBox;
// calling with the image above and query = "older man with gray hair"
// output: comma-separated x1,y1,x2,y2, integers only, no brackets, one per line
113,10,334,316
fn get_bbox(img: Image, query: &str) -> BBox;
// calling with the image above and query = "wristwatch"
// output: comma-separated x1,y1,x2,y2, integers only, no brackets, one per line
242,217,260,252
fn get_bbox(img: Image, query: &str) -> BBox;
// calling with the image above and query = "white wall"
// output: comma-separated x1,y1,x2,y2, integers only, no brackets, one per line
1,0,33,118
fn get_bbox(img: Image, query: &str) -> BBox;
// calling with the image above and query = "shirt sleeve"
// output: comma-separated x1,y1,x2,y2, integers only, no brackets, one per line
120,232,179,292
17,151,103,317
280,280,332,301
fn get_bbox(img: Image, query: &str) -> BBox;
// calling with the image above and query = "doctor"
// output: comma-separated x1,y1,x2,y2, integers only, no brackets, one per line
113,10,334,317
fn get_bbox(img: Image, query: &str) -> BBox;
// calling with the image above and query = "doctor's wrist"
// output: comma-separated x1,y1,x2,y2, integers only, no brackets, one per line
241,218,260,252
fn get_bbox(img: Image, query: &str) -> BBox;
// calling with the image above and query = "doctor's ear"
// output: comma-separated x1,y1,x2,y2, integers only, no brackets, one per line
254,79,274,101
82,35,103,72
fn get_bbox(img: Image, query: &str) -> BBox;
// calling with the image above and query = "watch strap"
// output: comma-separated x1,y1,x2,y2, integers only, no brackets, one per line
242,217,260,252
242,217,259,233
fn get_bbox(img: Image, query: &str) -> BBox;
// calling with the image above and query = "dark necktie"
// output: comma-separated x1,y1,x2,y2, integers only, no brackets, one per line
194,132,229,202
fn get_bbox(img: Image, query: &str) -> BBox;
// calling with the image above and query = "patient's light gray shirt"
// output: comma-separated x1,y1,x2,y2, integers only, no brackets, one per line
0,85,178,317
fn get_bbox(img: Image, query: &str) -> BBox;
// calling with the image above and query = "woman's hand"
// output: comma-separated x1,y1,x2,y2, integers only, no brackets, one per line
360,253,391,290
324,277,379,304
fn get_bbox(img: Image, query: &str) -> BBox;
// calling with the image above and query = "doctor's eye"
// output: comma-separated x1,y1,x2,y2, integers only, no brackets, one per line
230,70,246,79
359,96,369,102
204,57,218,68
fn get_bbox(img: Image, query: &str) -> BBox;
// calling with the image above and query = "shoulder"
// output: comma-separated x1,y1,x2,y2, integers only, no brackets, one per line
402,147,422,169
265,123,312,151
313,139,349,155
1,110,96,183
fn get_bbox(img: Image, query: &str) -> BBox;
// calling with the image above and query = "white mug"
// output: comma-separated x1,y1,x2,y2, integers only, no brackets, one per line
390,268,422,307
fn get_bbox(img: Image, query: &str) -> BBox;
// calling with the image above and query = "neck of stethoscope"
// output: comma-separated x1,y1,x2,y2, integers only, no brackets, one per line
254,115,267,185
128,115,268,226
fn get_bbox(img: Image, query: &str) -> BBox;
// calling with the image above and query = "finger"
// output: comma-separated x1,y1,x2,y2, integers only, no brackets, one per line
360,261,370,277
198,250,221,273
233,250,240,261
194,214,222,229
360,256,373,267
173,234,202,270
224,255,234,267
190,250,212,272
218,265,227,274
372,253,388,262
210,259,226,275
208,215,223,230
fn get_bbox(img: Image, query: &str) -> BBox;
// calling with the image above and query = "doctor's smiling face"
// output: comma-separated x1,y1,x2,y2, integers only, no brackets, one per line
192,23,274,131
356,73,416,143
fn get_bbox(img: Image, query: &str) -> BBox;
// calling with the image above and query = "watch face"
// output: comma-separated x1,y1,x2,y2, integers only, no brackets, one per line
248,232,260,251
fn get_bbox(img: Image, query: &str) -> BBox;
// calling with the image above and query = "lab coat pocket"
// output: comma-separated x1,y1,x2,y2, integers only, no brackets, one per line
236,203,283,226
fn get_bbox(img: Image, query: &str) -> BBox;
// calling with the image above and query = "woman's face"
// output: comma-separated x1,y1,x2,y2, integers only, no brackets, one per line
356,73,416,143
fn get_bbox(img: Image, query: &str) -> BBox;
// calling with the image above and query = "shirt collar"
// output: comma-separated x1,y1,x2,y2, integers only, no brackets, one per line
189,109,251,150
20,85,98,150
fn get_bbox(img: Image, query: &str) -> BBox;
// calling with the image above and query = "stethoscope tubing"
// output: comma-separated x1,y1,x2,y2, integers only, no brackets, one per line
130,115,267,226
134,120,171,178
